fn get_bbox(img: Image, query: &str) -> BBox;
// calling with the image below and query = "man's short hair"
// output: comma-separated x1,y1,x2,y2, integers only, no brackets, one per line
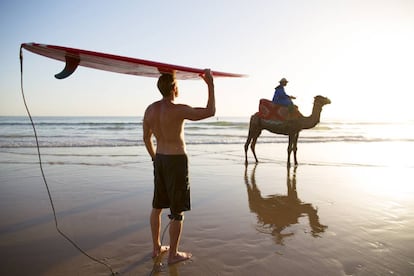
157,73,175,97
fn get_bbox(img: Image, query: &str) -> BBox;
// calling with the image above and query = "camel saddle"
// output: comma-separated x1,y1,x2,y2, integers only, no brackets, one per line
257,99,302,121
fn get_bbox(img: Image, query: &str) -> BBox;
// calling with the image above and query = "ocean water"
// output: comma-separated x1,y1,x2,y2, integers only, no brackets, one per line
1,116,413,147
1,116,413,169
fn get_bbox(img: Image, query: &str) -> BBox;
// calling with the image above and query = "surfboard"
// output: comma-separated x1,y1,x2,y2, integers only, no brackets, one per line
21,43,247,80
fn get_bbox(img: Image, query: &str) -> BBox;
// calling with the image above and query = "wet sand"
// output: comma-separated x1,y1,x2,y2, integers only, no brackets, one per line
1,143,413,275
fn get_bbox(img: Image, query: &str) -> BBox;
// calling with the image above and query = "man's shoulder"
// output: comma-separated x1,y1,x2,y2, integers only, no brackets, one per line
145,101,191,116
146,100,163,110
174,103,191,109
144,101,160,119
152,100,164,106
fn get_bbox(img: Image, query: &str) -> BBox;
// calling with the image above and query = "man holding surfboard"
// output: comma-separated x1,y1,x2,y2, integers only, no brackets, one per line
143,69,215,264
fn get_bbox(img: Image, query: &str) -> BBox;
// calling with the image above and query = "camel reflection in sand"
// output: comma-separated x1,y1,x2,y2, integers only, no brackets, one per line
244,164,327,244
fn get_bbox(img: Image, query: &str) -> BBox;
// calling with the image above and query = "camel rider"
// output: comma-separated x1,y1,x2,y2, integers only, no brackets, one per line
272,78,299,119
272,78,296,109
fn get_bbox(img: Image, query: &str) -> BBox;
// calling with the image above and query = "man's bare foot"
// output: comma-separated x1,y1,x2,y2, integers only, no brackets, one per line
152,245,170,258
168,251,192,265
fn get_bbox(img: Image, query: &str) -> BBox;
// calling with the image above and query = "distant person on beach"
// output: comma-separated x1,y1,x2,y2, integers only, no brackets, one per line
143,69,215,264
272,77,296,108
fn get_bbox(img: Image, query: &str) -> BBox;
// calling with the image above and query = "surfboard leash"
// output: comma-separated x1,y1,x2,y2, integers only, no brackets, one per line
19,46,117,276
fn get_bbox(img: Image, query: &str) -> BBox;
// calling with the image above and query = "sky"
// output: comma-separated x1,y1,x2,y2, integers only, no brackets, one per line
1,0,413,121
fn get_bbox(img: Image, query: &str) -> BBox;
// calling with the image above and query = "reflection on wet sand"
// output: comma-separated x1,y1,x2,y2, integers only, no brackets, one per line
244,164,327,244
150,256,180,276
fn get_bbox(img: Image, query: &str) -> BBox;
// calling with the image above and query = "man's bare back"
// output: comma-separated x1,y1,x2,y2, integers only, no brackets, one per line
143,100,188,155
143,69,215,158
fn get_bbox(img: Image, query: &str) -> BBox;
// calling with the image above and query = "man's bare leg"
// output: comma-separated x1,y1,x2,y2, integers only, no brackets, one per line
150,208,170,258
168,213,192,264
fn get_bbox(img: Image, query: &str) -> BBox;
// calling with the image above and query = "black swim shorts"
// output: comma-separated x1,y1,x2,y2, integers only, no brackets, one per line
153,154,190,214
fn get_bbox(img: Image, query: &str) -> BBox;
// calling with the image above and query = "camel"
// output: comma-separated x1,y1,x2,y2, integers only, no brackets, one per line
244,165,327,244
244,95,331,166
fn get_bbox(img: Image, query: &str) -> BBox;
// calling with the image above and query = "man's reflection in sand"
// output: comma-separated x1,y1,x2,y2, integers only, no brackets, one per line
244,164,327,244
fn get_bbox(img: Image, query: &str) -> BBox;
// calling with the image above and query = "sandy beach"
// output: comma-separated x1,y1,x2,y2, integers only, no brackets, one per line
1,140,413,275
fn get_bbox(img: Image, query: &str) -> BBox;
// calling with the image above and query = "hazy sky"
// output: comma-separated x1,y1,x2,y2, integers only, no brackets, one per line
1,0,413,121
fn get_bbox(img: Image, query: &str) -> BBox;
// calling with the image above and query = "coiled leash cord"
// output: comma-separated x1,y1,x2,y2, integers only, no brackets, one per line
20,46,116,276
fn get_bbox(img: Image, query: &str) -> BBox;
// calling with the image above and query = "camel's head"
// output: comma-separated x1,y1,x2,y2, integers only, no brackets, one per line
314,95,331,106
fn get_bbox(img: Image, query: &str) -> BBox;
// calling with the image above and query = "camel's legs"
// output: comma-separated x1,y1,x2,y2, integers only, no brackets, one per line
287,132,300,167
244,115,261,164
287,132,299,168
251,133,260,163
287,134,293,167
292,132,299,166
244,129,261,164
244,135,252,164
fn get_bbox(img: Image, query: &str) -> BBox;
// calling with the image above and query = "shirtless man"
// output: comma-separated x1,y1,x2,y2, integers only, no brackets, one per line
143,69,215,264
